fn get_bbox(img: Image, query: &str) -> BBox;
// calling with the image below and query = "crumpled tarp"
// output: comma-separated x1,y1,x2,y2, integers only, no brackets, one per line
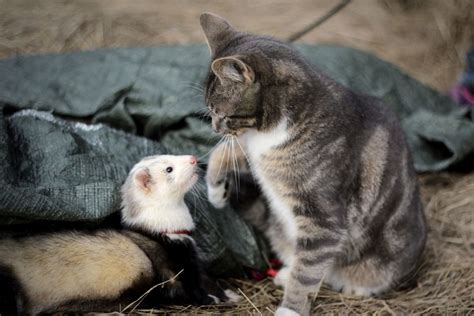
0,44,473,275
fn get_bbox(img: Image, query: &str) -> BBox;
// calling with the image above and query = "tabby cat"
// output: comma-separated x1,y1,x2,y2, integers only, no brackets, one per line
200,13,427,316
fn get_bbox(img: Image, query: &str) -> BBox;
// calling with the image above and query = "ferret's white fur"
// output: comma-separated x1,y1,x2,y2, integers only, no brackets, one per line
121,155,198,233
0,155,201,314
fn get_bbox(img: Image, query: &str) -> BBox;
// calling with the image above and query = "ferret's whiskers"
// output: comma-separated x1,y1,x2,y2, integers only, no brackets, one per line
190,187,206,210
191,183,206,202
189,190,198,213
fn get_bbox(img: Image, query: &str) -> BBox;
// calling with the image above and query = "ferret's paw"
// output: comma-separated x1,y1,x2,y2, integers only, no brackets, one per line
196,291,215,305
224,289,242,303
273,266,290,288
206,289,241,305
207,178,229,209
208,294,220,304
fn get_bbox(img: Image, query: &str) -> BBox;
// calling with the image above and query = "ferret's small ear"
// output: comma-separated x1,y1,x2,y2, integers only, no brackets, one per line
211,56,254,84
133,168,152,192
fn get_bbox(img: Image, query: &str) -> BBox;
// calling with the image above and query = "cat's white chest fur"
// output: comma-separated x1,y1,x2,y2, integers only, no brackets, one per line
242,119,289,161
241,120,298,248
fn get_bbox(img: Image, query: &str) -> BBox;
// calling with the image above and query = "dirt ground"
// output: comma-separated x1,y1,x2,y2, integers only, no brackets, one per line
0,0,473,314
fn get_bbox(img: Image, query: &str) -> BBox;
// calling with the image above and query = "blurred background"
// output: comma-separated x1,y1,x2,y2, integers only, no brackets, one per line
1,0,473,92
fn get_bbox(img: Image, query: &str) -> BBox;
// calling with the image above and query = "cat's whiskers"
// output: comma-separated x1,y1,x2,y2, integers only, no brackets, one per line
216,135,231,180
198,136,225,161
235,137,258,180
229,136,237,195
224,135,233,179
195,107,212,118
177,81,207,102
178,81,205,95
230,136,241,195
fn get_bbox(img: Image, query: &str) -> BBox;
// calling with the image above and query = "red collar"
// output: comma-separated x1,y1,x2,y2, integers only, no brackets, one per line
162,229,193,235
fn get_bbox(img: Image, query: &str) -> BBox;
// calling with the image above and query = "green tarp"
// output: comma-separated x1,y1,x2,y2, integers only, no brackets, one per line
0,44,473,275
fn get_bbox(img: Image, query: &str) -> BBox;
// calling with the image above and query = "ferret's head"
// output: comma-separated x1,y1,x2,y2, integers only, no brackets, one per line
121,155,198,233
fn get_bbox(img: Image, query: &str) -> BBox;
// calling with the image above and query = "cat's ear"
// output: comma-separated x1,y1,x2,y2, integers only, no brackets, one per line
200,12,237,55
133,168,152,192
211,56,255,84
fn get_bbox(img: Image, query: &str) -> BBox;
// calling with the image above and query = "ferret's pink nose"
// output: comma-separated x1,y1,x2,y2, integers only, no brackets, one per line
190,156,197,165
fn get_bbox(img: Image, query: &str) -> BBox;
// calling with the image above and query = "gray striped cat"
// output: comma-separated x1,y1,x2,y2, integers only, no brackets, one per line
200,13,427,316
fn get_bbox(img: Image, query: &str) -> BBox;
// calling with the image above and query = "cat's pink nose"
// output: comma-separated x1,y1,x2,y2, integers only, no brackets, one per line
190,156,197,165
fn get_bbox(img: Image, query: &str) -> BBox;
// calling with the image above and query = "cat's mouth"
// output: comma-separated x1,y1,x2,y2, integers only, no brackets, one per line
212,114,257,135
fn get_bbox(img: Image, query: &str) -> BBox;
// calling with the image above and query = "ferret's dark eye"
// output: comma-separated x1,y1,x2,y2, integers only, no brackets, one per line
166,167,173,173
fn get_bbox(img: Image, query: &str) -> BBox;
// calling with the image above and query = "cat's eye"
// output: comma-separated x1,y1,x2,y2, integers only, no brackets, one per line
166,167,173,173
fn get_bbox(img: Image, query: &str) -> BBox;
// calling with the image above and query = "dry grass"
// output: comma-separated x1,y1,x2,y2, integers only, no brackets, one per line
1,0,473,314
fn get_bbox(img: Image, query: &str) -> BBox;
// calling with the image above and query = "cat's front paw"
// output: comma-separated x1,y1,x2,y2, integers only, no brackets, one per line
206,178,229,209
275,307,301,316
273,266,291,288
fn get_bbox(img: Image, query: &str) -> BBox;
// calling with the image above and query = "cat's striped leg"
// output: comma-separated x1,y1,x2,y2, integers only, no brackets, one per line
276,216,343,316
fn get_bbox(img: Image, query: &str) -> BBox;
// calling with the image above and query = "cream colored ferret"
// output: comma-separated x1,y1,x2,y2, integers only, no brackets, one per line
0,155,238,315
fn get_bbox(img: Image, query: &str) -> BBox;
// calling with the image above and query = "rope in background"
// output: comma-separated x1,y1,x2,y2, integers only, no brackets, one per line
287,0,352,42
